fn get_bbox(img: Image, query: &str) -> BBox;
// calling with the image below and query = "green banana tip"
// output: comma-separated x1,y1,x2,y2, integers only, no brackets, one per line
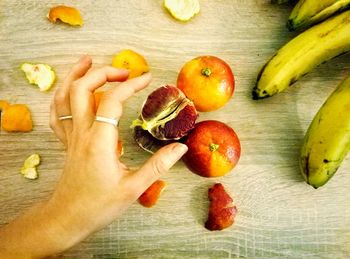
252,87,271,100
286,19,296,31
252,89,260,100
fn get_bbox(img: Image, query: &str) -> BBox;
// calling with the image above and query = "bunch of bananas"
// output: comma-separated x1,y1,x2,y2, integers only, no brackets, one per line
254,0,350,188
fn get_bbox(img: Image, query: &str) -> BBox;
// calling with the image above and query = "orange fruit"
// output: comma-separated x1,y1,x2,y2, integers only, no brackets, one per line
177,56,235,112
183,120,241,177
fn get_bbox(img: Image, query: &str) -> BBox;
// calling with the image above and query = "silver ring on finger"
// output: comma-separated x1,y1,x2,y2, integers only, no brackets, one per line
58,115,73,121
95,116,119,128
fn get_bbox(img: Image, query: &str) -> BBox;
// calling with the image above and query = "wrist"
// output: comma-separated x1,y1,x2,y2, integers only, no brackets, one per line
0,200,85,258
43,196,93,252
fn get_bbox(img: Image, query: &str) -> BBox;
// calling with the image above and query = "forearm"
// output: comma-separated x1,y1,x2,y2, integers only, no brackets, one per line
0,199,86,258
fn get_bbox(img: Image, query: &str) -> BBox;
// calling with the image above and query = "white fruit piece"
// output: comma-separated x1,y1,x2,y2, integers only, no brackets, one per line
21,63,56,91
20,154,41,180
164,0,200,22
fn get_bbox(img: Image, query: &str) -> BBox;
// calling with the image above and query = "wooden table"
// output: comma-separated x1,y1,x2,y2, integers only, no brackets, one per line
1,1,350,257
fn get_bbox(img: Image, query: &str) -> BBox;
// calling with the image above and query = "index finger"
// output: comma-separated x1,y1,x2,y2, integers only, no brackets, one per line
92,73,152,140
69,66,129,129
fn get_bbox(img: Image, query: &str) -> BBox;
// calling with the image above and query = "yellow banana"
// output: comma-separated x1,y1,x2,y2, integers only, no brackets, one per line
288,0,350,31
300,76,350,188
252,10,350,100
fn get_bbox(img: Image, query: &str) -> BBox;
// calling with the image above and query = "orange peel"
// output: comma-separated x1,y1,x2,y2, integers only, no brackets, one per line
48,5,83,26
1,104,33,132
21,63,56,92
138,180,166,208
0,100,10,111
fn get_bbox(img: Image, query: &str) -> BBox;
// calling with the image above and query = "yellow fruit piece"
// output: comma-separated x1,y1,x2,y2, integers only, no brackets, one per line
21,154,40,180
48,5,83,26
112,49,149,79
2,104,33,132
21,168,38,180
164,0,200,22
23,154,40,168
21,63,56,92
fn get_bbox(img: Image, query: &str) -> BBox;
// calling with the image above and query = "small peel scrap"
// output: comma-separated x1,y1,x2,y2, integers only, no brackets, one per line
112,49,149,79
117,140,124,157
21,63,56,92
48,5,83,26
139,180,166,208
21,154,41,180
164,0,200,22
205,183,237,231
93,91,104,114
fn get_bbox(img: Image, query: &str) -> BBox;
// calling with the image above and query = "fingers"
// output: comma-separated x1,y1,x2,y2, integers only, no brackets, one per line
63,55,93,87
96,72,152,118
49,99,67,146
69,67,129,129
125,143,188,196
92,72,152,139
54,55,92,137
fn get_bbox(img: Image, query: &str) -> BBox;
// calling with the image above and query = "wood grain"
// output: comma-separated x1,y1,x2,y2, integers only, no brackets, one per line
1,0,350,258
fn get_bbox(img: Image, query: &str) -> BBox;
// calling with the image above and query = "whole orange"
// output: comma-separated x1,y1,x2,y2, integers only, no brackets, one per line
182,120,240,177
177,56,235,112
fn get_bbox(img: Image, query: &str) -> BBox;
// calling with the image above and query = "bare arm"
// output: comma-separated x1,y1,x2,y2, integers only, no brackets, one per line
0,56,187,258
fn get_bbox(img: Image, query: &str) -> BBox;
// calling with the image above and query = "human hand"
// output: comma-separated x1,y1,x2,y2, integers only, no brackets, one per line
48,55,188,251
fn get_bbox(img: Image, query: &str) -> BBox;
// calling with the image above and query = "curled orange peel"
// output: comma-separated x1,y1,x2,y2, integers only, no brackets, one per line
48,5,83,26
112,49,149,79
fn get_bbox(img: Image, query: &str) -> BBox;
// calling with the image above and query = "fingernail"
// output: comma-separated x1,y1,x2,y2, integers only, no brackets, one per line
78,54,90,63
110,67,129,73
172,143,188,156
141,72,152,78
120,68,130,73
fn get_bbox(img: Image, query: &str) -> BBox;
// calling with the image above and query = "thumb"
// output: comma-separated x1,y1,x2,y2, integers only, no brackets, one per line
128,143,188,194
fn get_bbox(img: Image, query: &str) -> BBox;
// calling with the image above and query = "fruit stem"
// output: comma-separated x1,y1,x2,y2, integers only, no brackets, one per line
201,68,212,77
209,143,219,152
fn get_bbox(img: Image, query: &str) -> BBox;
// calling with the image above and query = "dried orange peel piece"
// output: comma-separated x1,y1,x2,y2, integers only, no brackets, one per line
138,180,166,207
164,0,200,22
112,49,149,79
1,104,33,132
21,154,41,180
48,5,83,26
21,63,56,92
